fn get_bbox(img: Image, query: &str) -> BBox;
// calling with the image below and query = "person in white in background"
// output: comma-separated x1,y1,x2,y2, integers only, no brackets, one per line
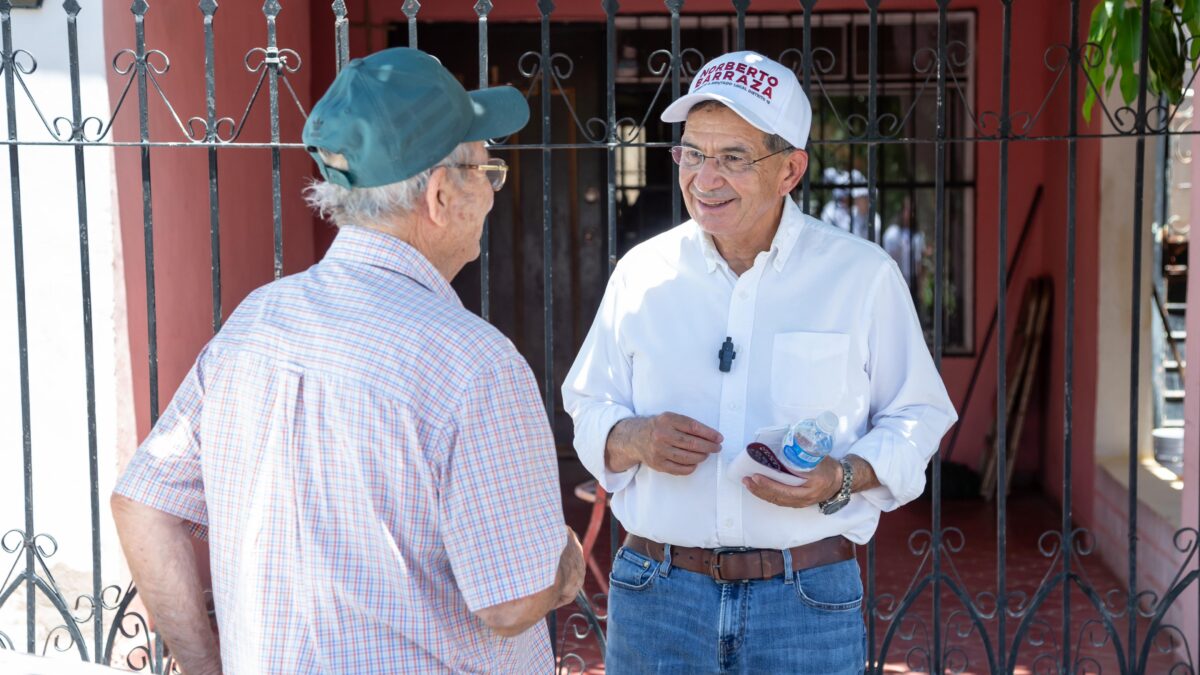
883,194,927,284
563,50,957,674
822,167,879,240
820,167,854,231
847,168,881,240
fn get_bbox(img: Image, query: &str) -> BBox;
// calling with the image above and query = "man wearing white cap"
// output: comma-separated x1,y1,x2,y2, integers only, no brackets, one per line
564,51,956,673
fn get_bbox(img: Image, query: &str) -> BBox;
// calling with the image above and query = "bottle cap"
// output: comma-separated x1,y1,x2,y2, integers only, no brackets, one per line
816,411,839,434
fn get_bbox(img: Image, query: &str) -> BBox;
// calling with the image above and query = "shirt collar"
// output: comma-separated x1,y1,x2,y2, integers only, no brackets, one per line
323,225,461,306
770,197,805,271
694,197,806,274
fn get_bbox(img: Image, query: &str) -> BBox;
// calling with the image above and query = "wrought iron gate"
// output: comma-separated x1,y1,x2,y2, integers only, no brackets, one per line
0,1,1196,673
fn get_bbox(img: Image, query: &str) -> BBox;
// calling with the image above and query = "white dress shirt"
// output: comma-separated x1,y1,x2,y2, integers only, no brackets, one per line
562,197,957,549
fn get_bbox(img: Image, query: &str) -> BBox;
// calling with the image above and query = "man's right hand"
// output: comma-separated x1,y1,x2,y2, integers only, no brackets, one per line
553,528,586,609
474,527,589,637
605,413,723,475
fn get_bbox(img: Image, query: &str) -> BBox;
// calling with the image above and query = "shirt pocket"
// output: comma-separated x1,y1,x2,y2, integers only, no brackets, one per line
769,331,850,411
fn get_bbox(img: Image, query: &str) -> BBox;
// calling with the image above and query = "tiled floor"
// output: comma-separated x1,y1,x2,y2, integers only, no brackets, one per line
554,460,1184,674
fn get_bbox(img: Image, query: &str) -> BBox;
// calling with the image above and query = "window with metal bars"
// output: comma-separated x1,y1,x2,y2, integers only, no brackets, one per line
614,11,976,354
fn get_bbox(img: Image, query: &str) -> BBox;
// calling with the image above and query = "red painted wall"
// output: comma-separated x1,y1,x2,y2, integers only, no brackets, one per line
104,1,316,443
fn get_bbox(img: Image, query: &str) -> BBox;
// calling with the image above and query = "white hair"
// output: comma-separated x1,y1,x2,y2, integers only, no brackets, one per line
304,143,474,227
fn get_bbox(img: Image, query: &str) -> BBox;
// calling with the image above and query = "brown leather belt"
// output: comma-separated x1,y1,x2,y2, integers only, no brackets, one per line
624,534,855,582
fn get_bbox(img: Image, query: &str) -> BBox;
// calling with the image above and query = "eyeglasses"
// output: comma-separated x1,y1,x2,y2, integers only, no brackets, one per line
670,145,793,174
447,157,508,191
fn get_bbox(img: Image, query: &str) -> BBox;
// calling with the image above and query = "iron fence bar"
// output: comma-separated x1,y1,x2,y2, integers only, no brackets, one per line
127,20,169,650
1152,97,1168,428
538,0,556,652
604,0,621,575
734,0,747,51
1127,1,1153,671
866,541,876,673
907,9,916,379
864,1,880,671
14,128,1200,149
333,0,348,72
476,0,491,321
995,2,1013,672
604,0,618,276
539,0,554,418
799,0,813,210
264,0,283,280
604,0,624,578
0,0,36,655
932,1,949,671
63,0,102,659
865,3,879,245
667,0,681,228
132,0,160,424
1062,1,1080,671
202,0,221,333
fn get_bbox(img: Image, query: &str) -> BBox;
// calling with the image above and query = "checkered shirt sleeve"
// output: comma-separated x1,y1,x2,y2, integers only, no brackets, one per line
440,353,565,612
114,350,210,530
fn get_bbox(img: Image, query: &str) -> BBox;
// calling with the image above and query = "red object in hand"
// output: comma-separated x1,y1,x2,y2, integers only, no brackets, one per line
745,442,800,476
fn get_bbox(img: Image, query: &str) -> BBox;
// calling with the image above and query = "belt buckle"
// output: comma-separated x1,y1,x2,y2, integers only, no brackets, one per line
709,547,753,583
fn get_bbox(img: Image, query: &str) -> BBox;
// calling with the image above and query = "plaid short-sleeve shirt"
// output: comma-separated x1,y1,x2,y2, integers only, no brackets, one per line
115,226,566,674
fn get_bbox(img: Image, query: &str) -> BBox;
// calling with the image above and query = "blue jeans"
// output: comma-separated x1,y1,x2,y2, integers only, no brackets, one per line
606,544,866,674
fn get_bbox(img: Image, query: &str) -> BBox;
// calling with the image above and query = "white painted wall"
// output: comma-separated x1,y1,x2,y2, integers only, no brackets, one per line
1092,88,1197,663
0,2,134,655
1093,86,1157,462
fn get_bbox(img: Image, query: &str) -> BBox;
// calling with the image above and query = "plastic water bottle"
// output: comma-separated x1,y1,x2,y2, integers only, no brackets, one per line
780,411,838,473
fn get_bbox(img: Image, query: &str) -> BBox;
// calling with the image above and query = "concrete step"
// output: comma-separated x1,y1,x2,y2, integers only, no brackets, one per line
1163,370,1184,391
1163,337,1186,361
1164,311,1187,332
1162,397,1186,424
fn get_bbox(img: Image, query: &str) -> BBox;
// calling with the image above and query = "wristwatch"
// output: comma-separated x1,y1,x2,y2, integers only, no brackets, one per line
819,457,854,515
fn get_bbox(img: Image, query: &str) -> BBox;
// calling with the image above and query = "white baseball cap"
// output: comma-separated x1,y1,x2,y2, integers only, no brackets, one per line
661,51,812,149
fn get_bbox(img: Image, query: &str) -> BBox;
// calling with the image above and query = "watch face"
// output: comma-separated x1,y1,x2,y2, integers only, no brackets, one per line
820,497,849,515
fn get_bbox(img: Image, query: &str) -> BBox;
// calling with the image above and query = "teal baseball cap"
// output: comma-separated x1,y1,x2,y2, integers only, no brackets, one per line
302,47,529,189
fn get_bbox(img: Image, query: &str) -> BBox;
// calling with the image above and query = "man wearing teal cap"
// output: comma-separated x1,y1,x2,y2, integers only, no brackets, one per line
112,48,584,674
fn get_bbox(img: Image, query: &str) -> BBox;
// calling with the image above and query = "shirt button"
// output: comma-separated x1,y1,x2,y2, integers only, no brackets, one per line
723,518,734,527
728,401,740,411
738,290,750,300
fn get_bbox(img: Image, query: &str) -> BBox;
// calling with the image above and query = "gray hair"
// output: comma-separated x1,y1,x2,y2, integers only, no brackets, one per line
688,99,793,153
304,143,474,227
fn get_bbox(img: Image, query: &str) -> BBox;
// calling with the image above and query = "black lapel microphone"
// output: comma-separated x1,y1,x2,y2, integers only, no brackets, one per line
718,337,736,373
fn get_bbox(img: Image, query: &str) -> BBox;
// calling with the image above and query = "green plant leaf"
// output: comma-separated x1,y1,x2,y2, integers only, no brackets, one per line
1112,11,1130,70
1151,4,1186,102
1183,0,1199,23
1113,11,1130,103
1109,0,1125,24
1089,0,1111,39
1184,0,1200,56
1083,87,1098,124
1080,0,1192,123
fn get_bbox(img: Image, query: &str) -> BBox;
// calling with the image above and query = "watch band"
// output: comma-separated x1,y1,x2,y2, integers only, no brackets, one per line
819,457,854,515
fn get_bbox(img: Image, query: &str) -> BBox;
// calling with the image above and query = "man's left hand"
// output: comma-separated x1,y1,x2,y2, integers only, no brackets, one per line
742,456,842,508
